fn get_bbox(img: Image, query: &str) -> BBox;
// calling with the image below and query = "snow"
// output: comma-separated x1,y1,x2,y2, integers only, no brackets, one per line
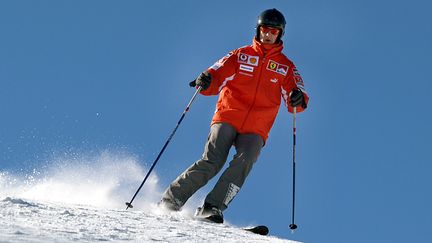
0,152,300,242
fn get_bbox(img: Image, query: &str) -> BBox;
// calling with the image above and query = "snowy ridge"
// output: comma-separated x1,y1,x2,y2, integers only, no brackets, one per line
0,198,299,242
0,152,300,242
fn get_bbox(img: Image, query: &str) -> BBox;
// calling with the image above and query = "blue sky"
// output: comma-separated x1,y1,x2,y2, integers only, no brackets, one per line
1,1,431,242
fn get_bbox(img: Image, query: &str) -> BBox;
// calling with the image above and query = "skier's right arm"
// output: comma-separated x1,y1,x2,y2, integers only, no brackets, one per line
199,50,238,96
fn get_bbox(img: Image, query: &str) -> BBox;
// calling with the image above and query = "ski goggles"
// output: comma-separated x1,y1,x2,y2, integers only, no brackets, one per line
260,26,281,35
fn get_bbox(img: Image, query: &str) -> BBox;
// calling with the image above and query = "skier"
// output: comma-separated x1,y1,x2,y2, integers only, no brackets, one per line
159,8,309,224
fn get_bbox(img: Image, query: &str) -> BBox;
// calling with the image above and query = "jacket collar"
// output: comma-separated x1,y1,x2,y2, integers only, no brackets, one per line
252,38,284,57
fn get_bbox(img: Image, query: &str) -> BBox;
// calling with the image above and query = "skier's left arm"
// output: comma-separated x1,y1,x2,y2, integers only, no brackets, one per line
281,65,309,113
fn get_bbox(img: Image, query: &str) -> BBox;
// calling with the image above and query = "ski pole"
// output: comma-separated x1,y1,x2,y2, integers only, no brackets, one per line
289,107,298,230
125,86,202,210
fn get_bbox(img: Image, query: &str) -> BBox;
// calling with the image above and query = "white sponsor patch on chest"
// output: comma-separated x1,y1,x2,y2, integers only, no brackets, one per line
239,64,254,72
238,53,259,66
267,60,289,76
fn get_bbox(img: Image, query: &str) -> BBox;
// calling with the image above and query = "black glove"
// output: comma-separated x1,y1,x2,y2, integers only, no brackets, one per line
289,89,306,108
191,72,212,90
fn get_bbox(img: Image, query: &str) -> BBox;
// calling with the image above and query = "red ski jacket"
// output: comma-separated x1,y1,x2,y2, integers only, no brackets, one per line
201,38,309,142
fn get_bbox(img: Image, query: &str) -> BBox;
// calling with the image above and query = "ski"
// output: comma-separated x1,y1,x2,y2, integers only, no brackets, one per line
195,217,269,236
244,225,269,236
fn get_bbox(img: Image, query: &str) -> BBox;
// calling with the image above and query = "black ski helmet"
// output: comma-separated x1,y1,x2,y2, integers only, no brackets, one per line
256,8,286,42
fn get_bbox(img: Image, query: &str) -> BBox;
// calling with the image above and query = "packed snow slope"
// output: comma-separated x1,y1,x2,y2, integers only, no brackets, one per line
0,152,299,242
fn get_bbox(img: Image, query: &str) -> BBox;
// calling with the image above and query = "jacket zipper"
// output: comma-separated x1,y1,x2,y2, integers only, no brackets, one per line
239,57,266,130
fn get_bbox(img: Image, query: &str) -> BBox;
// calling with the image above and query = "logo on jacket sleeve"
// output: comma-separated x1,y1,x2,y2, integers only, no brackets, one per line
210,52,234,70
267,60,288,76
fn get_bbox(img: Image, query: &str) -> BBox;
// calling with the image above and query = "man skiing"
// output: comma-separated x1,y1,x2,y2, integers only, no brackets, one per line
159,8,309,224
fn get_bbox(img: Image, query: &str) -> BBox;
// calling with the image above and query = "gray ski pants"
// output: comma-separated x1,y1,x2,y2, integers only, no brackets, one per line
162,122,264,210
